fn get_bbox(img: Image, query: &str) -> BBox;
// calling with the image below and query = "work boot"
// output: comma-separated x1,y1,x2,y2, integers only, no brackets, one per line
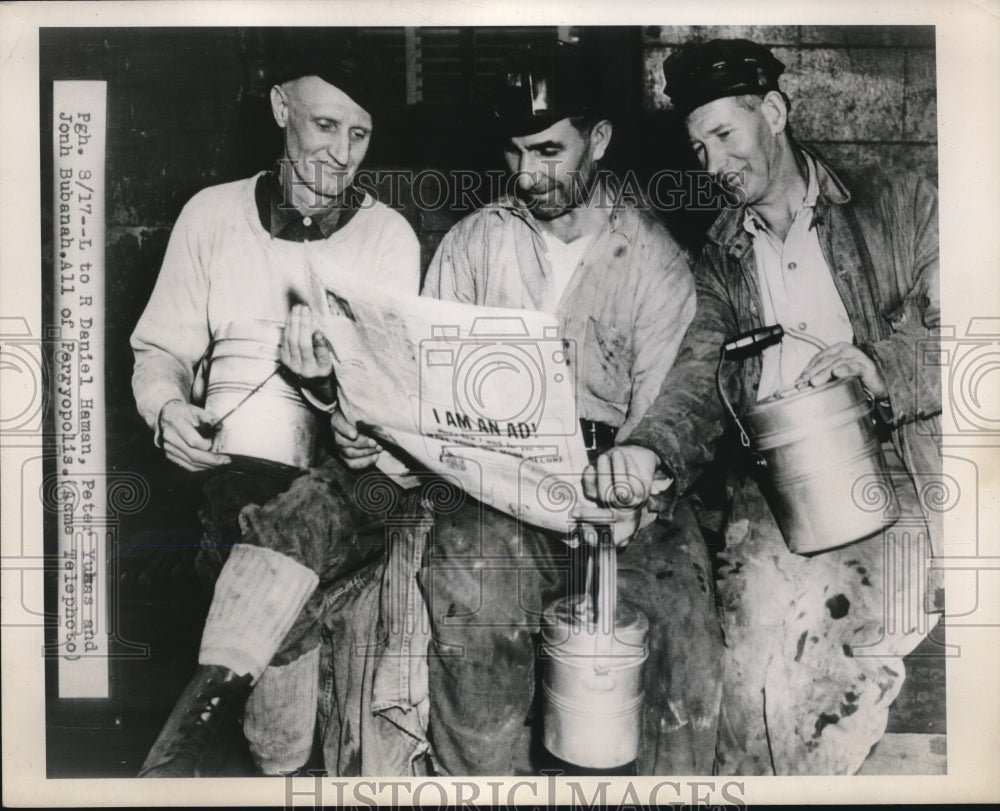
138,664,253,777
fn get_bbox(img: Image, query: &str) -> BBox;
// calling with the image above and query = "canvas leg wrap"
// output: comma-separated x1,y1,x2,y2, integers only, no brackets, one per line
198,543,318,682
243,646,321,775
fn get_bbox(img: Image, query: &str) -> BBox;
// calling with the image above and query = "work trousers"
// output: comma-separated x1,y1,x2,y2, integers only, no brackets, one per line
714,447,940,775
417,489,723,776
197,460,724,776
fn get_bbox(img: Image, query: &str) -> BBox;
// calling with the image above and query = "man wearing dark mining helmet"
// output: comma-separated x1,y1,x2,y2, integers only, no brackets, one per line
585,38,943,774
417,40,723,775
131,36,420,777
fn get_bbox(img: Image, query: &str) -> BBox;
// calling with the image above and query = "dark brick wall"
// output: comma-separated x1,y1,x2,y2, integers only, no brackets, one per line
642,25,938,183
41,29,263,440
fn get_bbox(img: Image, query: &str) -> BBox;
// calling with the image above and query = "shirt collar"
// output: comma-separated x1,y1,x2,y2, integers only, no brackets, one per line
255,162,364,241
708,145,852,256
742,150,820,237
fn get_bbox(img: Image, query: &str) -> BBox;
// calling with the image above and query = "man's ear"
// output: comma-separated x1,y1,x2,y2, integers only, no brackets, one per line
590,119,613,162
760,90,788,136
270,83,290,129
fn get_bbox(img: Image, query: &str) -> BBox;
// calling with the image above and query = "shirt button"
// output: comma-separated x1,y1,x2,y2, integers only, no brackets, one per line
798,322,808,331
303,216,313,226
787,261,797,270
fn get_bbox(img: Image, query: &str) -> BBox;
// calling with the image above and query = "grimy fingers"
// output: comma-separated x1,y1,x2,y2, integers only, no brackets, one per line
331,409,360,441
169,418,213,452
339,440,380,458
595,448,640,508
165,438,228,470
795,345,841,383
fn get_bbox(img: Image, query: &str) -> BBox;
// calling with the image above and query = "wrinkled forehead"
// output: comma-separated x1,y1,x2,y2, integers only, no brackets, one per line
684,96,756,139
285,75,373,128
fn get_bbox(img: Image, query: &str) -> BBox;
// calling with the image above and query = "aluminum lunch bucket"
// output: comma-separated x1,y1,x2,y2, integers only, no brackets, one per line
540,540,649,768
204,319,316,470
742,376,898,553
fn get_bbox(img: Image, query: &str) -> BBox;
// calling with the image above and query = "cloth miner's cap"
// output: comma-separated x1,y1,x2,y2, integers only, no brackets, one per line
270,36,378,117
662,38,785,116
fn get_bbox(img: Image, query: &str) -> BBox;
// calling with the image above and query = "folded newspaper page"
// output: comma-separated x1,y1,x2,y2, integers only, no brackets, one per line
307,266,604,535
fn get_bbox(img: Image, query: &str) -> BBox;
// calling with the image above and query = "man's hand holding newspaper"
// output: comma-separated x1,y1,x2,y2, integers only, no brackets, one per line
305,266,642,541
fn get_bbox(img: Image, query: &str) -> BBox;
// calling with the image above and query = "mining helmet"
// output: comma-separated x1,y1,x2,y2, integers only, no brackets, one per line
491,40,605,136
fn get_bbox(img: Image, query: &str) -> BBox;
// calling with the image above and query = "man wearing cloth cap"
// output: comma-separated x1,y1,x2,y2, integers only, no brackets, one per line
132,40,419,776
417,40,722,775
586,38,942,774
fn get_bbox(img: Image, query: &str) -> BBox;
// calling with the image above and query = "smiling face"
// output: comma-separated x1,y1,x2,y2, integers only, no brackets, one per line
502,117,611,221
685,92,788,207
270,75,372,209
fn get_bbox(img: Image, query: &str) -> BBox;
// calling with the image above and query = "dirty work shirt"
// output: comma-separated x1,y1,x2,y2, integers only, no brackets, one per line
424,186,695,441
417,183,724,776
131,171,419,434
745,150,854,399
627,150,942,774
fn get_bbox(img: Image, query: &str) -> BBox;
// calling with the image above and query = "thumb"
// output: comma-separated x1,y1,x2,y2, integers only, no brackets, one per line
331,408,358,440
189,404,222,436
189,404,217,425
312,329,334,361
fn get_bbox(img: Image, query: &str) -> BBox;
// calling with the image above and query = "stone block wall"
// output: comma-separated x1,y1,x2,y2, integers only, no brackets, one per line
642,25,938,183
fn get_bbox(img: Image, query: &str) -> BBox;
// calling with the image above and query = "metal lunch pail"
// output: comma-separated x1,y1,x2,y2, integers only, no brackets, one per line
541,535,649,768
204,319,316,470
718,325,899,554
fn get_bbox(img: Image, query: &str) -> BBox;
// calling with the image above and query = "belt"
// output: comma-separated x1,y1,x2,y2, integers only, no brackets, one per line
579,419,618,459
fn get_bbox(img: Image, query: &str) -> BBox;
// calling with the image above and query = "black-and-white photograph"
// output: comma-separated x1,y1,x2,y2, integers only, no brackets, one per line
2,1,998,807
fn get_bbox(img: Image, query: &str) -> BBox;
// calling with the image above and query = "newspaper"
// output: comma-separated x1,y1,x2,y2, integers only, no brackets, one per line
306,266,604,535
